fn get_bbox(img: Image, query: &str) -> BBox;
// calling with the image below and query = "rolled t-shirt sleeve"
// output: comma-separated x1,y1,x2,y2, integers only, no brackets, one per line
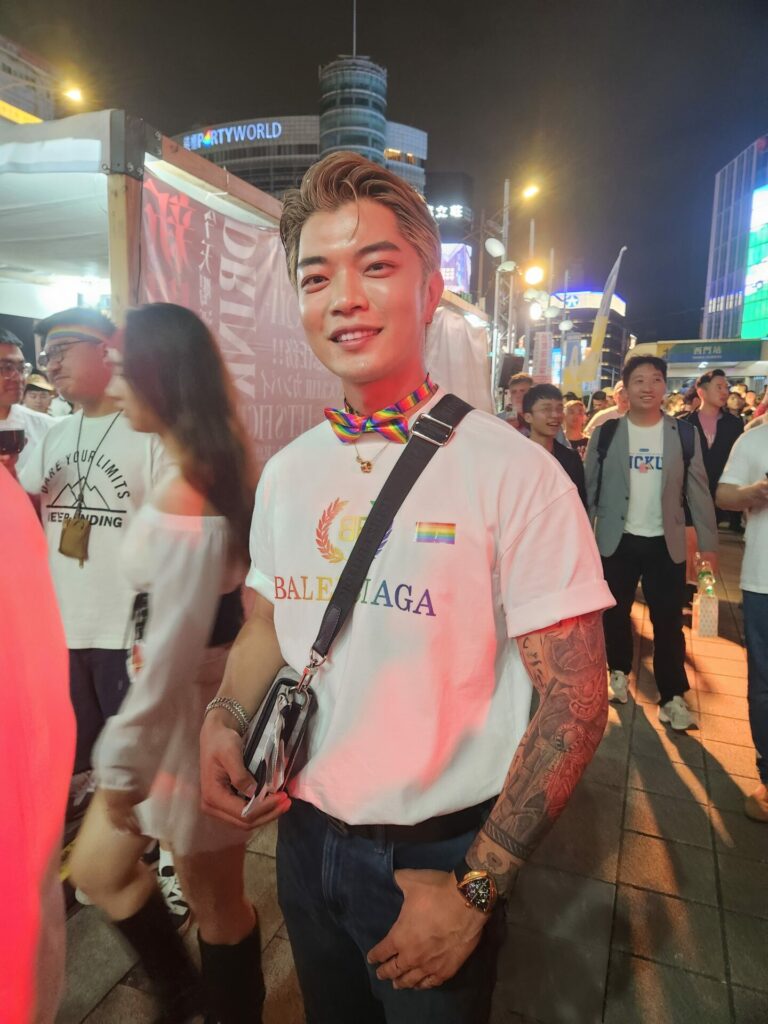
499,485,615,638
246,462,275,601
719,433,752,487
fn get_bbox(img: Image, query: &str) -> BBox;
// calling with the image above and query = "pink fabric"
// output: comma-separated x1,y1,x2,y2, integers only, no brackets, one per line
0,471,73,1022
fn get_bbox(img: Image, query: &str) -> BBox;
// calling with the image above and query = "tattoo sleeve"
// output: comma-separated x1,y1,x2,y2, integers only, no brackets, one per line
467,610,608,893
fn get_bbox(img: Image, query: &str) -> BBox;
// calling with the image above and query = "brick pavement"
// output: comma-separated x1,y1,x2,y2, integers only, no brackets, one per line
57,533,766,1024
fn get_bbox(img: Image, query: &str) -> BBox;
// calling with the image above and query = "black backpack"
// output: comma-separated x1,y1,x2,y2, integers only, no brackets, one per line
594,416,695,508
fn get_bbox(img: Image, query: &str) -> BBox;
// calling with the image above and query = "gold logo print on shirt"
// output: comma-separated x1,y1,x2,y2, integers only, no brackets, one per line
314,498,393,565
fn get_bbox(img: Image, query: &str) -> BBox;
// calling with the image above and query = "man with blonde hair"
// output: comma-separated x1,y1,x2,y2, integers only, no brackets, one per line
201,153,613,1022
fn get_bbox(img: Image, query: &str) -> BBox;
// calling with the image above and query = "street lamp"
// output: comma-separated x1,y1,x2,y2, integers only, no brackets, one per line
62,87,84,104
523,264,545,286
522,184,540,201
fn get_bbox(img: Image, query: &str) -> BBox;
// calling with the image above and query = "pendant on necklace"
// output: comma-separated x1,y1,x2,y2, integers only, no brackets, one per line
358,459,373,473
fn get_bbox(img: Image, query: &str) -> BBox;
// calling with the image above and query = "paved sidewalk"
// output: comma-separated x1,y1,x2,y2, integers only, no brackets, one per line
57,533,766,1023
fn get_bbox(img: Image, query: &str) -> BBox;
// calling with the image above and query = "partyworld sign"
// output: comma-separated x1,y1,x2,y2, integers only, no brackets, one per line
182,121,284,151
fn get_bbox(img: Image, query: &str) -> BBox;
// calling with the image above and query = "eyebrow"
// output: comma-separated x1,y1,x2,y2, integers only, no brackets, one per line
297,240,402,272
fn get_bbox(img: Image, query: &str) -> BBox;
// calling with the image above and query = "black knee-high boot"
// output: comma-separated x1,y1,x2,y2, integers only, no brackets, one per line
198,921,265,1024
113,887,204,1023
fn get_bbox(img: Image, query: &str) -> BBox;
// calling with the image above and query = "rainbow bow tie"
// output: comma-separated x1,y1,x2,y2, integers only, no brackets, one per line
324,375,438,445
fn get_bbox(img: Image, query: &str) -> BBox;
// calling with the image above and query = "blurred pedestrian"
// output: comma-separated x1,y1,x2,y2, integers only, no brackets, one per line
584,381,629,438
0,327,54,473
22,371,55,415
716,422,768,822
682,369,743,532
497,372,533,433
585,355,718,726
586,390,609,420
0,467,74,1024
524,384,588,508
563,398,588,458
70,303,261,1024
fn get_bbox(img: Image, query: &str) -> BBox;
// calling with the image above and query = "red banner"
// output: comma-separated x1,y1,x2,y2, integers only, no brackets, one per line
139,169,339,466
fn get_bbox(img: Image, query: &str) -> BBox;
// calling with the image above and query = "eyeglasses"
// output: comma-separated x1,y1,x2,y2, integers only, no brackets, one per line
38,339,95,369
0,360,32,379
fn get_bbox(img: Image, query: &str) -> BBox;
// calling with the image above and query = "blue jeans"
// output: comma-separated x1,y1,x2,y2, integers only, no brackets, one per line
743,590,768,784
276,799,505,1024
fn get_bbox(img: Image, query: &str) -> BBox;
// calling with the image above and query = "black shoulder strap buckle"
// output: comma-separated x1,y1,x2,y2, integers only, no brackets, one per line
411,410,455,447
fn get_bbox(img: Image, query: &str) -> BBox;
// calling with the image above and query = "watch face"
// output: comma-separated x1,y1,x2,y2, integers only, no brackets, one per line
460,873,496,913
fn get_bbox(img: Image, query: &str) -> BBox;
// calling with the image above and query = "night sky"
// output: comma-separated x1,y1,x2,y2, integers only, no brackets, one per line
4,0,768,341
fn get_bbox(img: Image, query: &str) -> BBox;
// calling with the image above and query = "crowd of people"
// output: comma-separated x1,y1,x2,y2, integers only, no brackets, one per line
2,151,766,1024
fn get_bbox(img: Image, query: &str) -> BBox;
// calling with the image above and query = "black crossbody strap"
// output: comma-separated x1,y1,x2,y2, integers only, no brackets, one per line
312,393,473,659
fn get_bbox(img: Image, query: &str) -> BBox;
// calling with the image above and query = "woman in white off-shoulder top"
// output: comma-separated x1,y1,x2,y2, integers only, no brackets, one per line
69,304,264,1024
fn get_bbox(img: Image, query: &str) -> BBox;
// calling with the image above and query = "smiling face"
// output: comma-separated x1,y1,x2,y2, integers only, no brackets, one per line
625,362,667,415
296,199,443,409
0,343,26,412
524,397,564,439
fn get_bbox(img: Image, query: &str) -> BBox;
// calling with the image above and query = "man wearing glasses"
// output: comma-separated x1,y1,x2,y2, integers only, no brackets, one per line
0,327,54,473
16,311,173,820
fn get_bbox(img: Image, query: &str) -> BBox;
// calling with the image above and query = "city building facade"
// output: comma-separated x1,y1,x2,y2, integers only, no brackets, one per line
0,33,60,124
703,133,768,339
553,291,629,390
176,55,427,198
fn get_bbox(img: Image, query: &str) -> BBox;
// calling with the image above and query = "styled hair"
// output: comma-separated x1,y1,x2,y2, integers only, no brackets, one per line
36,307,116,344
280,152,441,287
506,372,534,389
696,368,726,389
523,383,563,414
122,303,255,559
622,355,667,386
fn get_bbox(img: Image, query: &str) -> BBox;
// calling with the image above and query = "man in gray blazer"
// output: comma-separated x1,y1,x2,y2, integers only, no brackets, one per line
585,355,718,730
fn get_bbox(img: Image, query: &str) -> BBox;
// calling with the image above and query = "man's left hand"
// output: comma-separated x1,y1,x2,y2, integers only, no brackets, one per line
367,869,488,990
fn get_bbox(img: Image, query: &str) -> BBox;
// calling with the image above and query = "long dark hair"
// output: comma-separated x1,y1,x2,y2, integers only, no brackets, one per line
122,303,255,559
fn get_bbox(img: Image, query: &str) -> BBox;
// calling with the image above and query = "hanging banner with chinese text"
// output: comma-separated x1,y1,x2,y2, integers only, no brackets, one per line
138,168,340,467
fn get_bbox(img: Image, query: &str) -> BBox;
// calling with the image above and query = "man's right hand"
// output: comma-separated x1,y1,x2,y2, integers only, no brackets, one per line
747,478,768,508
0,453,19,477
199,710,290,830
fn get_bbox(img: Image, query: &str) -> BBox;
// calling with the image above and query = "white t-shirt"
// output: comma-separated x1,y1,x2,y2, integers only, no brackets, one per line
247,389,614,825
719,423,768,593
625,419,665,537
0,404,55,473
19,412,170,649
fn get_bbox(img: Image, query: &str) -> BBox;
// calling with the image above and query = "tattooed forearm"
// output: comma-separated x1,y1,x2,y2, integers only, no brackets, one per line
468,610,608,893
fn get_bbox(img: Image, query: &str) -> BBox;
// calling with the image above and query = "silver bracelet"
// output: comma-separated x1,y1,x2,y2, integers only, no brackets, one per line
205,696,250,737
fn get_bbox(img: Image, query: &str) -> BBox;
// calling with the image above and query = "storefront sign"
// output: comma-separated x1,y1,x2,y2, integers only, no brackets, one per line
183,121,283,151
663,339,763,364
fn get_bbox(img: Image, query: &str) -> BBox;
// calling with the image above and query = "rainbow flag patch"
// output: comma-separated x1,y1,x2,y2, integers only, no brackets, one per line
415,522,456,544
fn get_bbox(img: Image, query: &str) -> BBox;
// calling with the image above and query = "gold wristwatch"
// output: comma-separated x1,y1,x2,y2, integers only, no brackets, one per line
453,859,498,914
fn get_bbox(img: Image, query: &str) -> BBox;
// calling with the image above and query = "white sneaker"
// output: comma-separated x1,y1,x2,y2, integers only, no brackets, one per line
658,695,694,731
157,849,192,935
609,670,629,704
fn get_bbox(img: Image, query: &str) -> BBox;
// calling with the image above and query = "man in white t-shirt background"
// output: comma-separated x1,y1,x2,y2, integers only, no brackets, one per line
585,355,718,729
716,424,768,821
0,327,55,474
583,380,629,438
15,307,188,923
200,152,614,1022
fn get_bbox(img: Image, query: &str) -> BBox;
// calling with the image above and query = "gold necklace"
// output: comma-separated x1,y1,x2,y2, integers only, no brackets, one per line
354,441,389,473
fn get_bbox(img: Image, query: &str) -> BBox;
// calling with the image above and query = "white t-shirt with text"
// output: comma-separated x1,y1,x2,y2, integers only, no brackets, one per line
19,412,170,649
719,423,768,594
625,419,665,537
247,389,614,825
